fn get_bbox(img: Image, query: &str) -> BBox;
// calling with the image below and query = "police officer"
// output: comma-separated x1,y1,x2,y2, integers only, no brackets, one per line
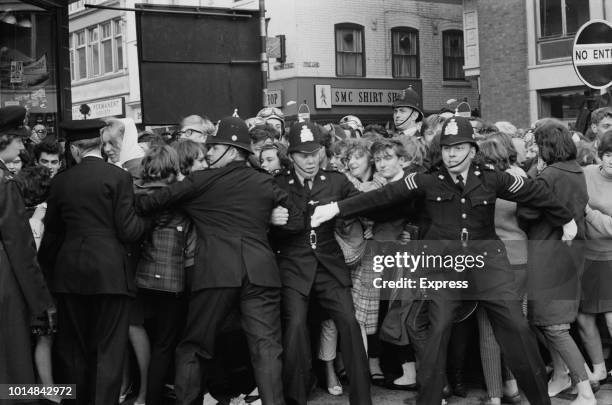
312,116,579,405
272,121,372,405
392,86,424,137
39,119,148,405
0,106,55,403
136,116,294,405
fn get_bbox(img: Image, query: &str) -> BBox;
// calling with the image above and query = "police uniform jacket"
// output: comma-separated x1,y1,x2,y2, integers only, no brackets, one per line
136,161,300,291
338,164,574,294
0,172,54,386
39,156,147,296
272,168,359,295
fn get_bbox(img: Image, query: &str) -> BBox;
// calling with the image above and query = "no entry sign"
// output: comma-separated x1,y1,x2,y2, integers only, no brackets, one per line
573,19,612,89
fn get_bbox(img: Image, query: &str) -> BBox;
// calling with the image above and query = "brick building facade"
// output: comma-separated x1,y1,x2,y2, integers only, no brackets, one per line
263,0,480,124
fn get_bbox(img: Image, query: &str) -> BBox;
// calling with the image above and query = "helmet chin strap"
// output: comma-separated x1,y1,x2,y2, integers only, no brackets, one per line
291,155,319,180
446,148,472,170
208,144,232,168
395,110,416,130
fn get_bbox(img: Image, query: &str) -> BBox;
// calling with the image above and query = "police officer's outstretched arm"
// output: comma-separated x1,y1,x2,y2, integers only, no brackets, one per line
136,173,203,215
114,171,149,243
311,172,424,227
495,170,577,240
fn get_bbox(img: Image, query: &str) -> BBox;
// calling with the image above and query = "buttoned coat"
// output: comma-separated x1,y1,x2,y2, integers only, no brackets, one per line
38,156,147,296
271,168,359,295
136,161,300,291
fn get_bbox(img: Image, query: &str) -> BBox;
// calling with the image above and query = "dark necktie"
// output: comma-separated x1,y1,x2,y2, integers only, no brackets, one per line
456,174,464,191
304,178,312,191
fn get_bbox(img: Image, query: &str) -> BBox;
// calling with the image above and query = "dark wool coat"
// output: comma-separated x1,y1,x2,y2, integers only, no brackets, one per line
518,160,588,326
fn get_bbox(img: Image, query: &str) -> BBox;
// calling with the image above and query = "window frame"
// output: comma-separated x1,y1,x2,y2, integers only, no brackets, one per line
334,23,366,77
69,18,125,82
442,29,465,81
391,27,420,79
536,0,589,63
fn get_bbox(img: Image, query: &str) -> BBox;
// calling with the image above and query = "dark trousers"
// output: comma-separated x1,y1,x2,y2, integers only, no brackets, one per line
174,281,284,405
141,290,188,405
281,267,372,405
412,286,550,405
54,294,130,405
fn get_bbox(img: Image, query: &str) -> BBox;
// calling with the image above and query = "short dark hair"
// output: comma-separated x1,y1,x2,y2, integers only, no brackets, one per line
140,145,179,182
249,124,278,143
534,119,577,165
598,130,612,158
138,131,165,147
33,140,62,161
172,139,206,176
259,142,292,171
14,165,52,207
0,133,24,152
363,124,389,139
591,107,612,125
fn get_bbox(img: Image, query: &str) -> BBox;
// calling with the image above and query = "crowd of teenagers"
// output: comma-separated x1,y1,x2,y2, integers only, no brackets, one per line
2,86,612,405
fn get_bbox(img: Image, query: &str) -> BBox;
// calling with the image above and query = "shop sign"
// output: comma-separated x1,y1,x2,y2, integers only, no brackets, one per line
72,97,125,120
331,88,405,106
265,89,282,108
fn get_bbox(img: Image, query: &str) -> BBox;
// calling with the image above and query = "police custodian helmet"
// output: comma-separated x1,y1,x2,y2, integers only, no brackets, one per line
439,116,478,148
205,116,252,154
392,86,424,122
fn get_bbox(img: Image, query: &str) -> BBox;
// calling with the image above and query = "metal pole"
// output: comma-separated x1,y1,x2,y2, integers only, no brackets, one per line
260,0,268,108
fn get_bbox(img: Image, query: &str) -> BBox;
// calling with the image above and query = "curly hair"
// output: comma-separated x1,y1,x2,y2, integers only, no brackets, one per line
534,118,576,165
14,165,52,207
172,139,206,176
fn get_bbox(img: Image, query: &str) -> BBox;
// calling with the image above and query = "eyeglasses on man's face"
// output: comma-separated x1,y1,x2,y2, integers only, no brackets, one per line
178,128,204,137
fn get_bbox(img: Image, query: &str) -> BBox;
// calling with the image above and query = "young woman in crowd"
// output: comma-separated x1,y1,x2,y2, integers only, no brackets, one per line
134,145,195,405
577,130,612,386
173,139,208,179
476,137,526,405
518,119,595,405
258,142,291,175
102,118,149,405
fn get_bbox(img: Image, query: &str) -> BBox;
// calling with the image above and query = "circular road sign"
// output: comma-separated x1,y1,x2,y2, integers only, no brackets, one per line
573,19,612,89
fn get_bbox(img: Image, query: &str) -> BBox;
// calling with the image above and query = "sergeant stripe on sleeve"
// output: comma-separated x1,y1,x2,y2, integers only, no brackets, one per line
404,172,417,191
508,174,524,193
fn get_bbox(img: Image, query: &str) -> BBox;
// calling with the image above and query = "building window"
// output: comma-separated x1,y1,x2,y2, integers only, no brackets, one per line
335,23,365,77
442,30,465,80
69,19,124,82
538,0,589,61
392,27,419,78
76,30,86,80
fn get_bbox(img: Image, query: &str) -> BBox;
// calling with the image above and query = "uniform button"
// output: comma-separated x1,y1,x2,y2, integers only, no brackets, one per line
276,250,280,254
483,201,488,205
436,197,441,201
154,274,161,279
461,198,466,203
461,213,467,219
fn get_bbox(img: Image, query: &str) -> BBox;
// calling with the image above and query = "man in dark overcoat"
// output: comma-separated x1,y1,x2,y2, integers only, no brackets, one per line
0,106,55,404
38,119,148,405
136,116,299,405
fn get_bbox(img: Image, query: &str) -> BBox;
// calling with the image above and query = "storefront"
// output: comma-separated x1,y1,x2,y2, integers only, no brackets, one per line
0,0,70,138
268,77,423,126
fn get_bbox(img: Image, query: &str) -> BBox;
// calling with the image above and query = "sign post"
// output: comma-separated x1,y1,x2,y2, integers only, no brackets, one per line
572,19,612,90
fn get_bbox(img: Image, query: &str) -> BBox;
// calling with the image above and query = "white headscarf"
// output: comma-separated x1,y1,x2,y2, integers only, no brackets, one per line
116,118,144,167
